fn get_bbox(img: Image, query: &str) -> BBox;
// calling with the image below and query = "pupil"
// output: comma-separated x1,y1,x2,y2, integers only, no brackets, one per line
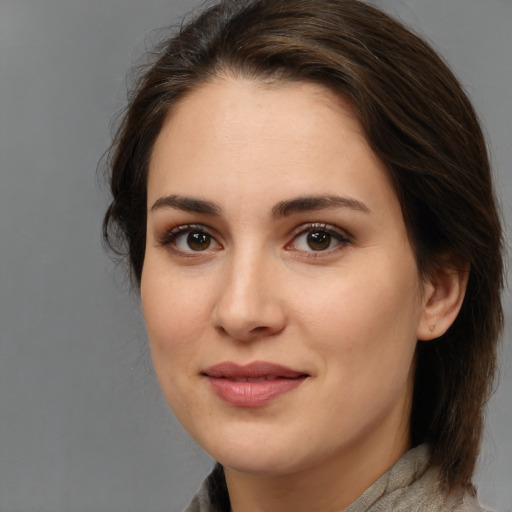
307,231,331,251
187,232,210,251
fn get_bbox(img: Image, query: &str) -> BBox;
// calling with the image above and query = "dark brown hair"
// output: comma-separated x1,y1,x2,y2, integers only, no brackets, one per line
103,0,504,492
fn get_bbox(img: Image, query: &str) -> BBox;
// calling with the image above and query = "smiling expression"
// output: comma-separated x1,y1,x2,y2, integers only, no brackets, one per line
141,76,431,482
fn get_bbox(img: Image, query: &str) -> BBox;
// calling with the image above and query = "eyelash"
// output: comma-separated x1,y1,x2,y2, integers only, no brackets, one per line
156,224,221,255
156,222,352,257
287,223,352,257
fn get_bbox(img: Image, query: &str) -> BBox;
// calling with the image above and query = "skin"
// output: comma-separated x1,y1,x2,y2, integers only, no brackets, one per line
141,76,466,512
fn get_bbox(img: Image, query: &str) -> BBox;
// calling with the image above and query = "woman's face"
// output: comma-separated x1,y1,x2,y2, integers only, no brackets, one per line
141,77,430,478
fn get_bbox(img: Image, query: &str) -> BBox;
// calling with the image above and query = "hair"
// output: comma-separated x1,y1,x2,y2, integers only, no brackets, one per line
103,0,504,493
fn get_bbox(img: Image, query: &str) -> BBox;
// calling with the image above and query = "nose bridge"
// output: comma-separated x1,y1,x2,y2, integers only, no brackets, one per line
212,242,285,341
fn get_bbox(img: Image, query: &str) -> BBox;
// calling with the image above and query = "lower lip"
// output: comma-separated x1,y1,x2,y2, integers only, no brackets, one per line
207,377,306,407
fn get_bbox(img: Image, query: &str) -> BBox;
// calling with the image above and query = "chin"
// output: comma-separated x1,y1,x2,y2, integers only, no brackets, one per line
218,451,307,477
201,427,324,477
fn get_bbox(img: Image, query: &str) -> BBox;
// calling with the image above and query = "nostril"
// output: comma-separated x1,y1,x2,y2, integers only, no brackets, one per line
251,326,270,334
214,322,284,342
215,325,228,337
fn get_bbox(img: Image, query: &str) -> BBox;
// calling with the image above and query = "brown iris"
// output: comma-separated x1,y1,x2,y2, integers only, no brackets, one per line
187,232,211,251
307,230,331,251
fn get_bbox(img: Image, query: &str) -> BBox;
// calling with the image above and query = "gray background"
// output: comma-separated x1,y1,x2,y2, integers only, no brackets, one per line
0,0,510,511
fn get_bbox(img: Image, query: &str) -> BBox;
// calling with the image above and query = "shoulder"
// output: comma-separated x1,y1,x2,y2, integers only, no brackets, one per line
184,464,229,512
391,461,490,512
344,445,490,512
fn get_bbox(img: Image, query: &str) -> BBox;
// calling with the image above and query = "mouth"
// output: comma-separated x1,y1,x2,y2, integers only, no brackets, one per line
220,375,285,382
202,361,309,407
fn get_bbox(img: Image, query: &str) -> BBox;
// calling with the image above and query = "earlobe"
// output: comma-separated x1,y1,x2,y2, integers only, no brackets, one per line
417,262,470,341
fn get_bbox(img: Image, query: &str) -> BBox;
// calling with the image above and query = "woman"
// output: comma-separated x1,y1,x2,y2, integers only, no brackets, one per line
103,0,504,510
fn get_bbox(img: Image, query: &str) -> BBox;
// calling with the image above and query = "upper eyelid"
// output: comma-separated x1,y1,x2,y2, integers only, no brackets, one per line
156,223,219,246
155,221,352,248
289,222,352,241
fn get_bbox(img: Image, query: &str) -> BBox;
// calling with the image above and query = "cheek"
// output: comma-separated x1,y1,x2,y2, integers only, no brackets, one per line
292,256,422,371
140,263,212,369
140,265,216,418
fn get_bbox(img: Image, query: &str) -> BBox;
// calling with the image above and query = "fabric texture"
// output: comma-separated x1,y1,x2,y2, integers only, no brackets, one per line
184,444,488,512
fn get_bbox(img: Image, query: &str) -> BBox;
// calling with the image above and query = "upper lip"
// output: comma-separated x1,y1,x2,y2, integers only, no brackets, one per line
202,361,307,379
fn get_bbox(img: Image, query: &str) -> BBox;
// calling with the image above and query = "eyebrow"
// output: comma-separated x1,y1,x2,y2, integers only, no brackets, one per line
272,195,370,218
150,195,221,215
150,193,370,217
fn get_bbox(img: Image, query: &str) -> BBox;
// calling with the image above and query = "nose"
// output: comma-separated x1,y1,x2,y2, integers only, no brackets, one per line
211,251,287,342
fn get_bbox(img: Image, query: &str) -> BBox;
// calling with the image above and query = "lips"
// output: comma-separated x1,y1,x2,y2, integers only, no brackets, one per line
202,361,308,407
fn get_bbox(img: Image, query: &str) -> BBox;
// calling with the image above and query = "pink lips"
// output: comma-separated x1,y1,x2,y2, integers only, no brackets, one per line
203,361,308,407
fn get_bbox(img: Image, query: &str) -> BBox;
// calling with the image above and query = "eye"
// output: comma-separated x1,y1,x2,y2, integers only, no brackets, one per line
177,231,213,251
158,224,222,255
287,224,350,253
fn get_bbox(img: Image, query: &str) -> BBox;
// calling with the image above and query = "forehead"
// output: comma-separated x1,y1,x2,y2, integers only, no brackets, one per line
150,75,365,165
147,76,398,219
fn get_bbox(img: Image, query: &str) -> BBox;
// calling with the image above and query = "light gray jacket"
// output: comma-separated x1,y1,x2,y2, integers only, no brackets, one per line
184,445,488,512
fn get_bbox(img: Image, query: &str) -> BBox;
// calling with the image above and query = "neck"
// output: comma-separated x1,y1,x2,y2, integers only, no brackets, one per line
225,431,411,512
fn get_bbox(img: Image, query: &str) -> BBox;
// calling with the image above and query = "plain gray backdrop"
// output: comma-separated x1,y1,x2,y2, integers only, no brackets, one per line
0,0,511,511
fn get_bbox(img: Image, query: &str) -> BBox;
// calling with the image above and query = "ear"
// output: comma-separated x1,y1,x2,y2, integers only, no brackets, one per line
417,260,470,341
